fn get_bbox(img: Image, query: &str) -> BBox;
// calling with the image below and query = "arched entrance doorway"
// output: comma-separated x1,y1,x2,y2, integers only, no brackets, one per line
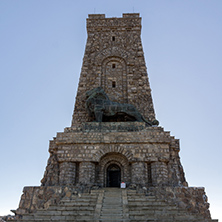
107,164,121,187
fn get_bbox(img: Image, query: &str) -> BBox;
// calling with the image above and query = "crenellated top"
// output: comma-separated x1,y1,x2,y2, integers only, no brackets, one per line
87,13,141,32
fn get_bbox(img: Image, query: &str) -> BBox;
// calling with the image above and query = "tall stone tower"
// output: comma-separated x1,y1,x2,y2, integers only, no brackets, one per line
13,14,217,222
72,13,155,127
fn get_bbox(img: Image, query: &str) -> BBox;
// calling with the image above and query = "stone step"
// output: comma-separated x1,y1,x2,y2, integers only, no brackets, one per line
98,219,128,222
63,195,98,199
128,198,160,202
15,188,212,222
129,210,178,215
103,200,122,203
130,204,178,209
128,204,169,208
128,200,168,204
60,200,97,205
23,214,95,220
33,210,95,216
101,206,122,209
103,199,121,201
129,220,205,222
48,206,95,211
103,195,122,198
129,215,204,220
100,215,124,220
127,196,164,200
98,188,124,221
101,208,123,212
103,197,122,200
61,198,98,202
127,194,156,197
102,201,122,204
126,192,209,222
63,194,98,198
20,220,95,222
19,220,206,222
101,209,123,213
60,201,97,205
129,213,206,220
59,202,96,206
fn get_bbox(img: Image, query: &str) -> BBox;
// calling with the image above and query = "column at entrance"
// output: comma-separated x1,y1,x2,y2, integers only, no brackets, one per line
151,161,168,186
79,162,96,185
131,162,147,186
59,162,76,185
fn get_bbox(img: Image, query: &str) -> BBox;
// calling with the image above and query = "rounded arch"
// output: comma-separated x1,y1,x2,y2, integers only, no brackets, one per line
93,145,133,162
98,152,131,187
101,56,128,103
101,56,127,67
94,47,130,65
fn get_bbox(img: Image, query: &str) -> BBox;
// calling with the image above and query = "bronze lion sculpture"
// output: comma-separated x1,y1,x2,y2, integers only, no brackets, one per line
85,87,159,126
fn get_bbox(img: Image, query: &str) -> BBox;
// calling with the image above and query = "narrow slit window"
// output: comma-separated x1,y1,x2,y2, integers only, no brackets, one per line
112,36,115,41
147,163,152,185
112,64,116,69
112,81,116,88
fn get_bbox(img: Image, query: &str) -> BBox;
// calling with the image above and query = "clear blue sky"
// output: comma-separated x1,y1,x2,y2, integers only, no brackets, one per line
0,0,221,220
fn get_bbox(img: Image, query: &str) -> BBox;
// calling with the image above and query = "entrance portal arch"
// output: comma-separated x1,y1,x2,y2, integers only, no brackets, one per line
98,152,130,187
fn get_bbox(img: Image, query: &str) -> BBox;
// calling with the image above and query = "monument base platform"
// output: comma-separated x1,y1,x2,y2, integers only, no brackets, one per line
11,185,216,222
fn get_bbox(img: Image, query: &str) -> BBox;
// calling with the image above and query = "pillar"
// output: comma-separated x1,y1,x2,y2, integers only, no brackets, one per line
131,162,147,186
79,162,96,185
151,161,168,186
59,162,76,185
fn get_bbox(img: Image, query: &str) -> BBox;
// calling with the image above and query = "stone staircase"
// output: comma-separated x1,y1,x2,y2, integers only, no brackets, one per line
16,192,100,222
127,190,212,222
98,188,126,222
13,188,217,222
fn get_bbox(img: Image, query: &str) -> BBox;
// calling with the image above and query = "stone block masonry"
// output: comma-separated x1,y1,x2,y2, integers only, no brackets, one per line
10,13,217,222
72,13,155,127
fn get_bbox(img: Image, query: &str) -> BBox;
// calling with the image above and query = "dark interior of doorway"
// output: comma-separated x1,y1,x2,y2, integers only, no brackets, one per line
107,164,121,187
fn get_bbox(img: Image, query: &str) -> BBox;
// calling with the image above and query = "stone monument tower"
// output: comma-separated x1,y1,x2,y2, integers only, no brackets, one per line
13,13,217,222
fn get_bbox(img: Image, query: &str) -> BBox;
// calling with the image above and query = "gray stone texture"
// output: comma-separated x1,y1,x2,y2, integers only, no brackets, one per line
72,13,155,127
11,13,216,222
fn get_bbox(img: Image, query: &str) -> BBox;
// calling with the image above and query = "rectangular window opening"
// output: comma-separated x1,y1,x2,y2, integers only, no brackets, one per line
112,64,116,69
147,163,152,185
112,36,115,41
112,81,116,88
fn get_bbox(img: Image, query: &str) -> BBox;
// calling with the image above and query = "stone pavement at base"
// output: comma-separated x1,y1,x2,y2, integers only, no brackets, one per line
11,188,218,222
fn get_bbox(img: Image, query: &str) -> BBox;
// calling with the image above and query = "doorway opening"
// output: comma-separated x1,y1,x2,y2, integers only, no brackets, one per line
107,164,121,187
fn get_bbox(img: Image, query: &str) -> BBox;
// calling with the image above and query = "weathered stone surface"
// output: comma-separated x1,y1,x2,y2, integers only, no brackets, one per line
39,122,184,188
72,13,155,127
11,187,214,221
10,13,216,222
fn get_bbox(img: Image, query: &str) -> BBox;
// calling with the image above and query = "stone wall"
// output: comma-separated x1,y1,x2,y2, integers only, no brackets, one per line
16,186,64,216
14,185,211,221
15,185,94,218
150,186,211,220
40,122,186,188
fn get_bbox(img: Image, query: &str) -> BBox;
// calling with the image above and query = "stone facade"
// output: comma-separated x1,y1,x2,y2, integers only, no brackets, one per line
12,13,216,221
41,122,186,188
